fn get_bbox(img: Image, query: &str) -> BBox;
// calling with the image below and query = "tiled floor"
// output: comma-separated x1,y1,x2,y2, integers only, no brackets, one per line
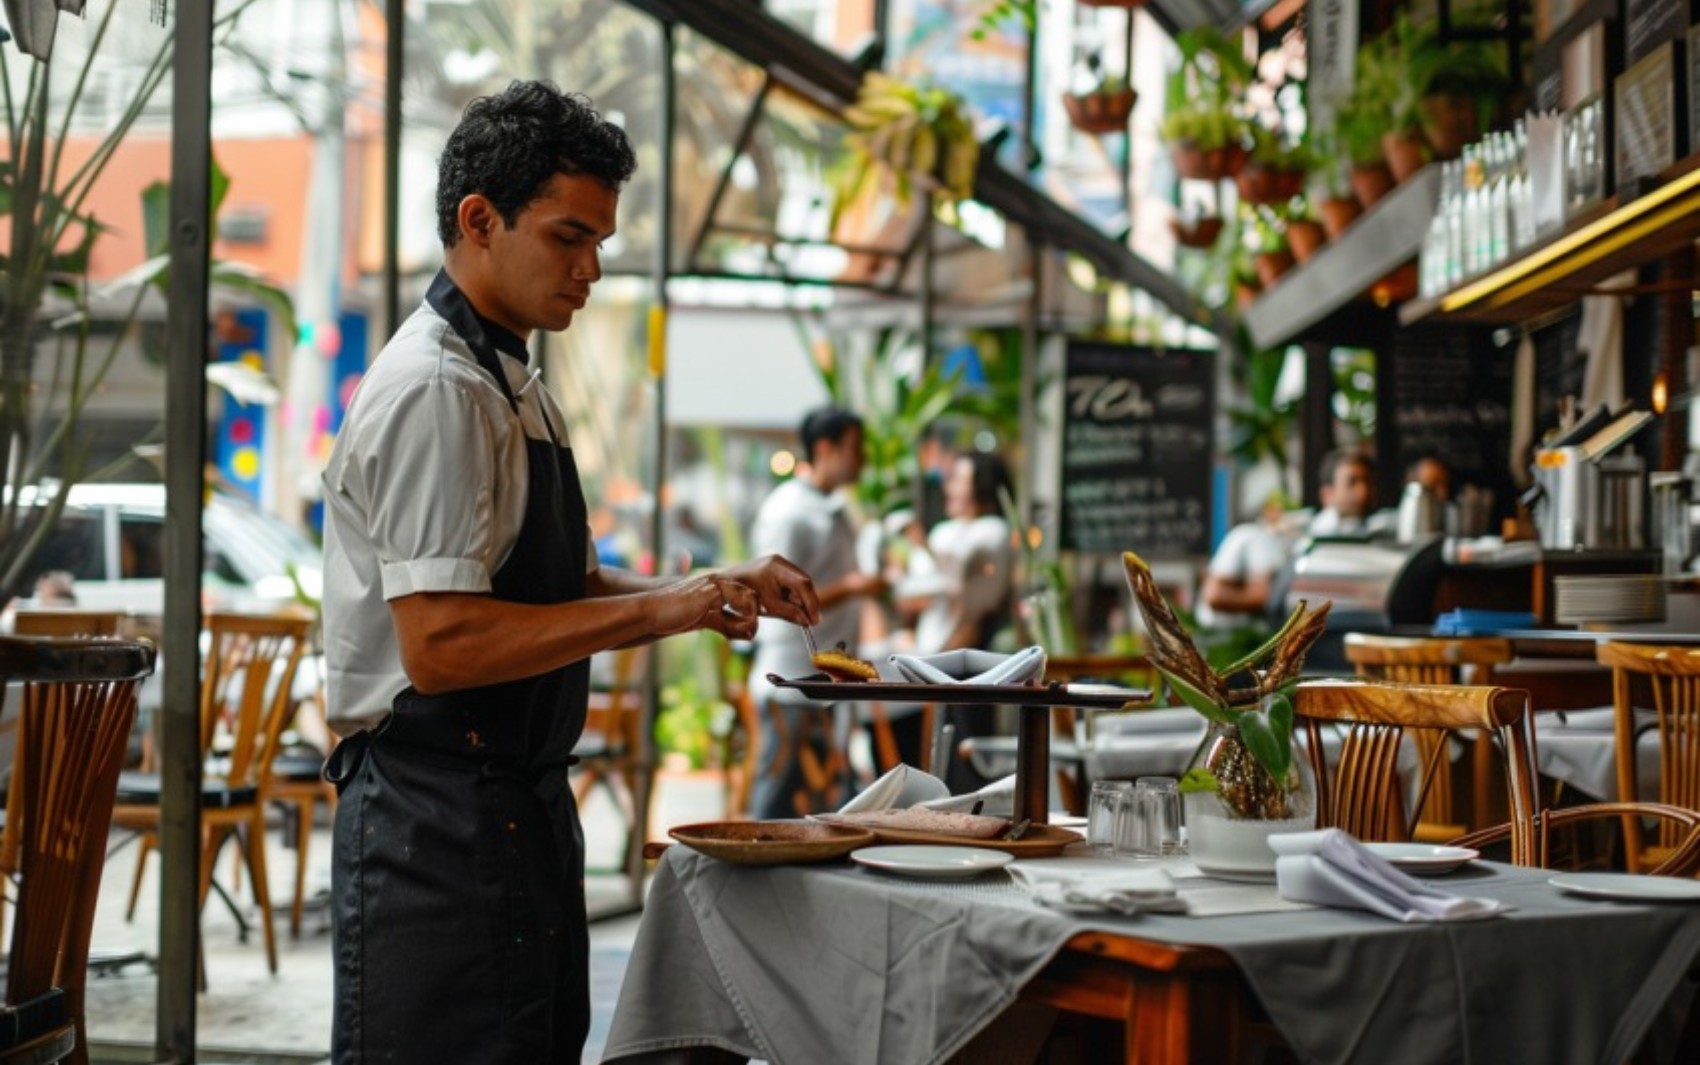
80,770,725,1064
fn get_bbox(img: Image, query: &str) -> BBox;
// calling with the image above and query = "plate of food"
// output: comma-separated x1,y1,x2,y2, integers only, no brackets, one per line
814,808,1083,857
1361,842,1480,875
667,821,876,866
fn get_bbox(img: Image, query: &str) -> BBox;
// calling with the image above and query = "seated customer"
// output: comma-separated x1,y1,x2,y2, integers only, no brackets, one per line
1199,494,1297,629
1308,449,1378,537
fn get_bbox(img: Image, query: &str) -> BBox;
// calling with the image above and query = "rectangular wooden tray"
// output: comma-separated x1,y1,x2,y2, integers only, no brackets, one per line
768,673,1149,709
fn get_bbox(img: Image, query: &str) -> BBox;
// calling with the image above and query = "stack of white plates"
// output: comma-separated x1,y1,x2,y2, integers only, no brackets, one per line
1553,574,1667,625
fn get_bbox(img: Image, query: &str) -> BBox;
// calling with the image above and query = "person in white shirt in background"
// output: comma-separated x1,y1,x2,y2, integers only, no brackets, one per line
1199,494,1299,630
1306,448,1379,537
747,407,889,818
907,450,1016,792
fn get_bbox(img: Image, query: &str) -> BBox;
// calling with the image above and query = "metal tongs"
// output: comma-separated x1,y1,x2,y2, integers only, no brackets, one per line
781,586,822,661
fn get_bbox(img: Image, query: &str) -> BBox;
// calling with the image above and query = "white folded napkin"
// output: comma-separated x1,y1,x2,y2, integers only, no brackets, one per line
916,774,1015,817
1270,829,1510,923
839,764,951,814
888,646,1047,687
1008,858,1188,915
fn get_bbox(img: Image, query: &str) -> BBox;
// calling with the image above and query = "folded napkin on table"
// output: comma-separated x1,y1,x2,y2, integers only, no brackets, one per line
1271,829,1510,923
888,646,1047,687
916,773,1015,817
1008,858,1188,915
838,764,950,814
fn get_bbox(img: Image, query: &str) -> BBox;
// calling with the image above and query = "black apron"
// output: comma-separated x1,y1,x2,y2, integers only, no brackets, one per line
327,272,593,1064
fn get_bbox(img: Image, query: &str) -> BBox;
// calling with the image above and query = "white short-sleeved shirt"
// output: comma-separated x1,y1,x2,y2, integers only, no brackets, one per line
320,299,595,732
747,478,861,706
1197,521,1294,628
914,515,1014,654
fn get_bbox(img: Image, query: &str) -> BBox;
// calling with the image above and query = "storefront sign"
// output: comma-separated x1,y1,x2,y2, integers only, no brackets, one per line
1059,342,1213,558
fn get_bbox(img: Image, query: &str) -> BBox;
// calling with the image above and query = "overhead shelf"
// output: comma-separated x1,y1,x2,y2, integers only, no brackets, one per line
1242,165,1440,350
1400,162,1700,327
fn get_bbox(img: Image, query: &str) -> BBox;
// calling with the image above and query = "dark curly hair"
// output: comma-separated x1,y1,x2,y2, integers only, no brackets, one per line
436,81,637,247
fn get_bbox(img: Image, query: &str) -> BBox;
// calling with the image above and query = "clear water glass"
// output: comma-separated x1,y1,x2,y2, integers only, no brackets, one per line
1087,780,1131,854
1115,776,1186,858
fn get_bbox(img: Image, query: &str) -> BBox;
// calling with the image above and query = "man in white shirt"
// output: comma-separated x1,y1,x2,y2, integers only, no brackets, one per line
747,407,887,817
1199,495,1296,629
1307,449,1378,537
319,82,818,1065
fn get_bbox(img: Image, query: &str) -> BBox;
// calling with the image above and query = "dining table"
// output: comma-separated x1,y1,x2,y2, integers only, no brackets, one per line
601,844,1700,1065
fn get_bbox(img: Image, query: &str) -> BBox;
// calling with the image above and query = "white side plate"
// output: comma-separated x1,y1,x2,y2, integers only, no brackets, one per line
850,845,1014,879
1550,872,1700,902
1362,843,1480,875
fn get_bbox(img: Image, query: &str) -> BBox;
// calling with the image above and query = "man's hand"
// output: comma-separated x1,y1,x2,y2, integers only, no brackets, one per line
717,554,820,627
647,574,762,640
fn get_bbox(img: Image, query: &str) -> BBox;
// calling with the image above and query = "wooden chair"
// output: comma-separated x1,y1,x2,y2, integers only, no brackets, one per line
574,647,645,864
1455,802,1700,877
0,635,155,1065
1343,634,1514,838
1292,678,1539,866
2,611,127,928
111,610,311,975
1593,642,1700,873
261,663,336,940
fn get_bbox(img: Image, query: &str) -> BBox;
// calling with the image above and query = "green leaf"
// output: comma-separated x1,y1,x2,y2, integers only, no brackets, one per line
1178,768,1219,794
1237,710,1286,783
1153,664,1237,726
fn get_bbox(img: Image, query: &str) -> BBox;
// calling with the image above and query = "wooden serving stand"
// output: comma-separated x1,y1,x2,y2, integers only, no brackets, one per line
767,673,1151,827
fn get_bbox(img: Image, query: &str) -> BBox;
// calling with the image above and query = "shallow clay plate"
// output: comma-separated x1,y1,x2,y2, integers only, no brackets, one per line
668,820,876,866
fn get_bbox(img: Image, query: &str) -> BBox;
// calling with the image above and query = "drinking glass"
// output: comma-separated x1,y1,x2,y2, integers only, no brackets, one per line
1115,776,1185,858
1087,780,1131,854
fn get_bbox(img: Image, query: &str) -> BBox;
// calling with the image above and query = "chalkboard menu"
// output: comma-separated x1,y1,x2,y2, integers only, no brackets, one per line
1059,342,1214,558
1626,0,1689,66
1375,326,1518,522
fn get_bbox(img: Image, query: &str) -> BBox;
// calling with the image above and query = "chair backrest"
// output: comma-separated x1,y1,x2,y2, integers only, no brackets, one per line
200,611,312,789
1293,678,1538,865
1594,641,1700,870
0,636,155,1056
582,646,645,755
1342,634,1514,836
11,611,125,638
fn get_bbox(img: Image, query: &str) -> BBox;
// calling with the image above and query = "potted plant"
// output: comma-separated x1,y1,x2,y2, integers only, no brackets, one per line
1237,127,1310,206
835,73,980,226
1410,25,1508,160
1123,551,1329,877
1308,129,1363,237
1160,28,1253,181
1283,206,1326,265
1063,68,1137,135
1250,211,1293,288
1170,213,1225,250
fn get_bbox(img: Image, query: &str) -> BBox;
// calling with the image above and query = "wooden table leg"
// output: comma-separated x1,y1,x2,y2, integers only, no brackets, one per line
1016,705,1050,825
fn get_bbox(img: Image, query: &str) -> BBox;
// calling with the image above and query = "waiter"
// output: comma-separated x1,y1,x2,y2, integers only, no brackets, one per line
319,81,818,1064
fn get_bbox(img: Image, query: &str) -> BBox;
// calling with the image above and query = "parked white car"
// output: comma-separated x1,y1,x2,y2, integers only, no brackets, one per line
6,481,323,615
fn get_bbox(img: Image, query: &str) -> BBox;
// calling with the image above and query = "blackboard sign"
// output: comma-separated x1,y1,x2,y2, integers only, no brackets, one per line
1626,0,1689,66
1375,326,1518,523
1059,342,1214,557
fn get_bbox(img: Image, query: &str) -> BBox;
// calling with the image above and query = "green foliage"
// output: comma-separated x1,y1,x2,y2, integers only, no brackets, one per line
1178,767,1219,794
654,629,737,770
972,0,1038,40
835,73,979,228
1238,691,1294,783
1159,27,1253,151
1223,332,1297,476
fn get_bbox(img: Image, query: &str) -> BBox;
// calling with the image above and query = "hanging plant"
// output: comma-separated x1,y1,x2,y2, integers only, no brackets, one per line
834,73,980,229
1063,72,1137,135
1160,28,1254,181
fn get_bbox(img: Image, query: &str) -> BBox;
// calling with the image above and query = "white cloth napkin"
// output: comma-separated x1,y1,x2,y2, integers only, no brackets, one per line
888,646,1047,686
1008,858,1188,915
1271,829,1510,923
916,774,1015,817
838,764,950,814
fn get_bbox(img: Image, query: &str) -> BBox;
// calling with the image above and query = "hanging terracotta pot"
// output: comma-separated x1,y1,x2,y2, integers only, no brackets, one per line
1062,88,1137,135
1170,215,1225,248
1236,164,1305,205
1170,140,1248,182
1318,195,1362,238
1381,131,1429,182
1286,220,1326,263
1418,94,1478,161
1234,279,1262,312
1253,248,1295,288
1349,164,1395,209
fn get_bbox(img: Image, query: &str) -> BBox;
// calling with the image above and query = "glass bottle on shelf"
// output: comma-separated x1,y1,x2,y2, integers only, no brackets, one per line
1461,143,1483,277
1512,119,1536,252
1445,157,1465,289
1422,162,1453,298
1489,133,1511,268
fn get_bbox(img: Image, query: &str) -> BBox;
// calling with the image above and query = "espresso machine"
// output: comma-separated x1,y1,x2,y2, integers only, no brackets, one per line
1529,408,1653,551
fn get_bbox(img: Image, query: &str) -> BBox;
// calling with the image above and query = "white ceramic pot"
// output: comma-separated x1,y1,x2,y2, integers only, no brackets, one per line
1184,791,1314,880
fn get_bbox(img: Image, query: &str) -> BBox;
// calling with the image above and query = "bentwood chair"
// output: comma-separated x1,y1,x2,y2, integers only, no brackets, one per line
111,610,311,976
0,635,155,1065
1593,642,1700,873
1292,678,1540,864
1343,634,1514,838
574,646,645,868
261,666,336,940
